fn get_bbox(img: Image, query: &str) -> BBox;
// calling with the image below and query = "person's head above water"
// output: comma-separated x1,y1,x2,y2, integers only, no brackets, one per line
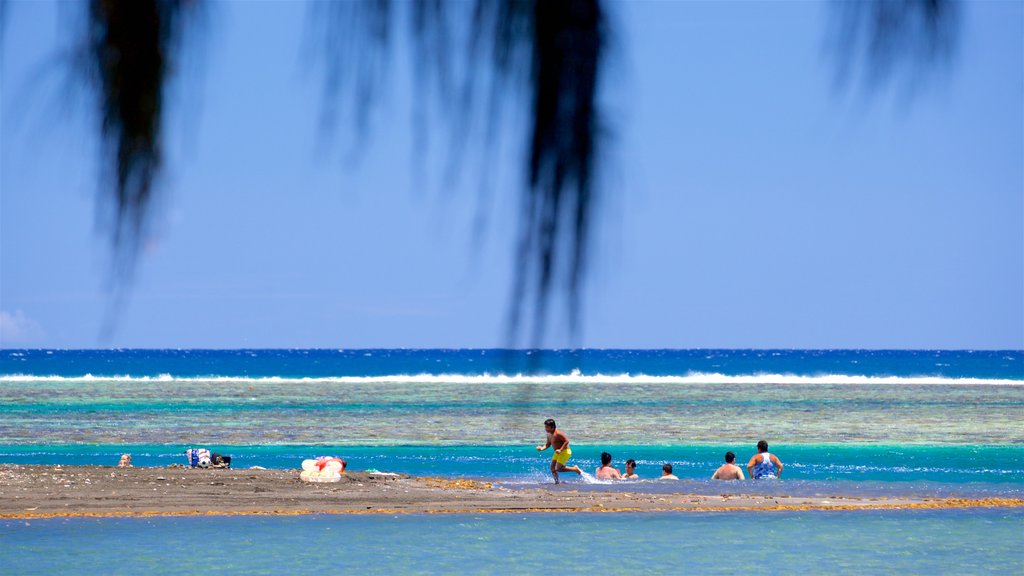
662,463,673,474
544,418,556,432
601,452,612,466
725,451,735,463
626,459,636,469
757,440,768,453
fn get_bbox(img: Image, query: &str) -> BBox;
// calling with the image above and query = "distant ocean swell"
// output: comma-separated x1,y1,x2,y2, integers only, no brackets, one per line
2,349,1020,381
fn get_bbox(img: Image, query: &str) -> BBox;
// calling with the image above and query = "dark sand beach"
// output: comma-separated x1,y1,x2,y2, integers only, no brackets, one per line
2,465,1021,519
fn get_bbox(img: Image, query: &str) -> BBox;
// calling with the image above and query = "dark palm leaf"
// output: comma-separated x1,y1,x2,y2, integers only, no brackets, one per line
830,0,959,90
76,0,958,343
317,0,604,346
86,0,192,273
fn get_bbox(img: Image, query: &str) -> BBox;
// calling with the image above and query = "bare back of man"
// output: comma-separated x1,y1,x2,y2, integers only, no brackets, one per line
711,463,745,480
595,451,621,480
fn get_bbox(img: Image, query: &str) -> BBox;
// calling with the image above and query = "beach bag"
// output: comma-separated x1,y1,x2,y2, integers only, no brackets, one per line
185,448,212,468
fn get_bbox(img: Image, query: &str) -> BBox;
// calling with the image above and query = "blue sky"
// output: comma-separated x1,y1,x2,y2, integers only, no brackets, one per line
1,1,1021,349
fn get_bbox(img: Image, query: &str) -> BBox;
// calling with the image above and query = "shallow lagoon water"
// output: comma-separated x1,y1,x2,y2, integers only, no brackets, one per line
3,510,1022,575
2,444,1022,499
3,378,1023,445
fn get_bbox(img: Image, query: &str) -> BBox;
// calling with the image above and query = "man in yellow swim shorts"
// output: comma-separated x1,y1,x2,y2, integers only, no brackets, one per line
536,418,583,484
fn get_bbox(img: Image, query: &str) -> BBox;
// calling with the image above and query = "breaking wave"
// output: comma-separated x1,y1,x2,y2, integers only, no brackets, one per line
1,371,1020,385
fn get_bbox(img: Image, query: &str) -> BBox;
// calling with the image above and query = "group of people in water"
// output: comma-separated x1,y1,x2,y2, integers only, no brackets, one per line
116,418,782,483
537,418,783,484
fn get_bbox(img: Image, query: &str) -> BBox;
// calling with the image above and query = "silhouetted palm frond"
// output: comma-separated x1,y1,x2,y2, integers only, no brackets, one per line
69,0,959,343
317,0,604,346
0,1,8,46
830,0,959,91
84,0,193,273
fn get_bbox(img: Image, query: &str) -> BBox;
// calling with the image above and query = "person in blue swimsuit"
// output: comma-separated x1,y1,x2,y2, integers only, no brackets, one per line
747,440,783,479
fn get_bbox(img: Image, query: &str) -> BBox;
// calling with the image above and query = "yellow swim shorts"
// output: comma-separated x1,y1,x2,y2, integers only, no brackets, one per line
552,447,572,465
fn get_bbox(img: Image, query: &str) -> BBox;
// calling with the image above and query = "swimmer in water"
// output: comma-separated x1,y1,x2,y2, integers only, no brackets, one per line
595,452,622,480
747,440,783,479
659,463,679,480
623,459,639,479
711,451,745,480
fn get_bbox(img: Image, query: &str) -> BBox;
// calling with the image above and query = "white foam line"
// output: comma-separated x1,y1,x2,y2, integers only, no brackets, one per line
0,372,1021,386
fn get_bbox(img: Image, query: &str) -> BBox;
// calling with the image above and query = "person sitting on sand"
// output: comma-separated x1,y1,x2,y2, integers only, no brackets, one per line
118,454,132,467
747,440,783,480
210,453,232,469
659,463,678,480
536,418,583,484
623,459,639,479
595,452,622,480
711,451,745,480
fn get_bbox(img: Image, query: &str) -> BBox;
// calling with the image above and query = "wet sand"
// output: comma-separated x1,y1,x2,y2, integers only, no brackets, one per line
1,465,1021,519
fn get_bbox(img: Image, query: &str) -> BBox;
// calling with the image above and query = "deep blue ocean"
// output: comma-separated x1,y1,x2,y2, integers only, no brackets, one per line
2,349,1021,572
4,348,1021,379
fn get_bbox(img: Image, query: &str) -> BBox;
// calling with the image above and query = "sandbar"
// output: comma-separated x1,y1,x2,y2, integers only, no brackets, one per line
1,465,1020,519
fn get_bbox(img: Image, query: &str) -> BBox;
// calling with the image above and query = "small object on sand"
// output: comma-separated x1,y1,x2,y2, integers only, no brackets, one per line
300,457,346,483
185,448,212,469
249,466,267,470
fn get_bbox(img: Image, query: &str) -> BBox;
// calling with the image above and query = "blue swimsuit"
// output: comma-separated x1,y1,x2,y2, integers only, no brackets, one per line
752,452,777,479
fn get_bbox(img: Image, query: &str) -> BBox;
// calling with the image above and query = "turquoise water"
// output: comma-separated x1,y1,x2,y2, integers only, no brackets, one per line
3,510,1022,574
2,444,1021,498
